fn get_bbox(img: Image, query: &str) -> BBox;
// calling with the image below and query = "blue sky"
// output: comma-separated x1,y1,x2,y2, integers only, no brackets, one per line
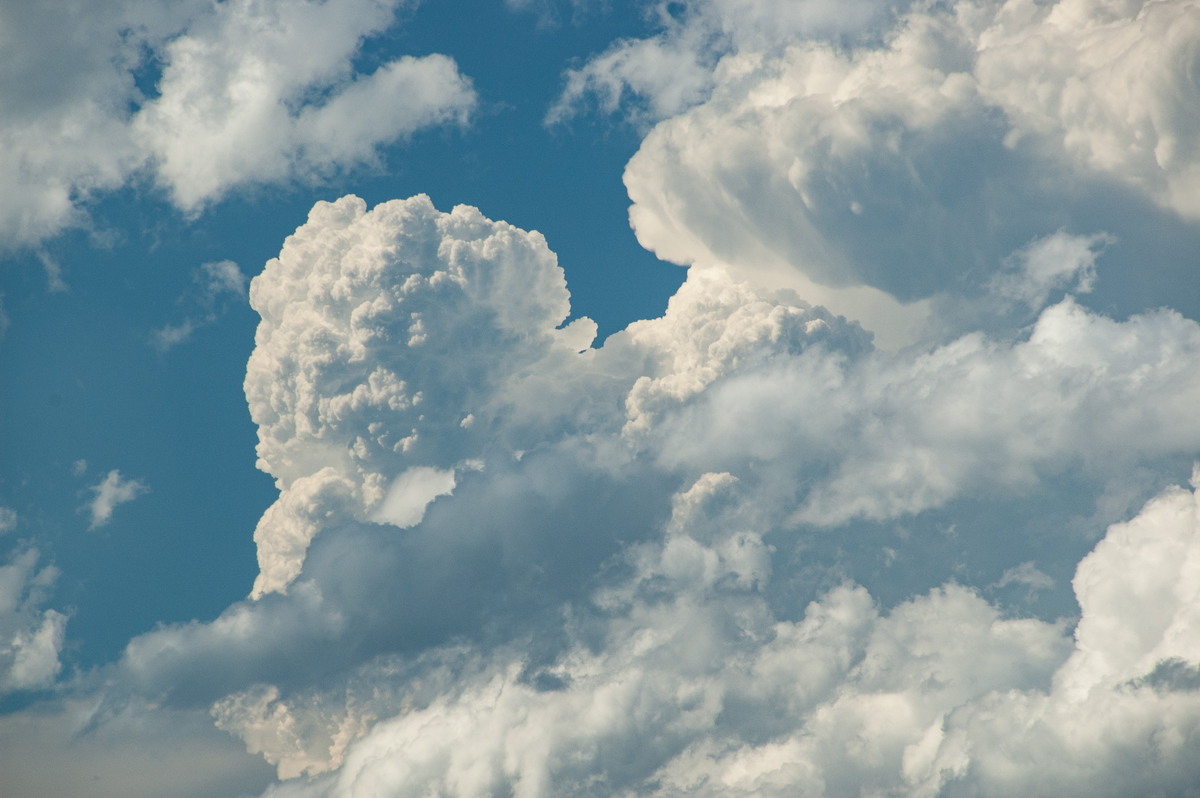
2,1,1200,796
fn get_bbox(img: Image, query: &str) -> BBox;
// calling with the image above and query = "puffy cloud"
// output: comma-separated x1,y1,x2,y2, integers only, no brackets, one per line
86,469,148,529
0,0,475,248
987,229,1110,309
549,0,910,124
617,0,1200,344
133,0,475,213
76,193,1194,796
243,193,599,597
0,0,169,246
0,548,66,694
7,2,1200,792
701,296,1200,527
975,0,1200,218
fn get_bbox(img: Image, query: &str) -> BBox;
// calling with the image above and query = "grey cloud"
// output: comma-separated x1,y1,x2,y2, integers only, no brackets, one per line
0,697,274,798
224,470,1200,797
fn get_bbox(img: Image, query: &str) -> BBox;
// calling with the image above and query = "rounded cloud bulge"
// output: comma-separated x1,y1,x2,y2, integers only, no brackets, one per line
244,193,600,597
620,0,1200,346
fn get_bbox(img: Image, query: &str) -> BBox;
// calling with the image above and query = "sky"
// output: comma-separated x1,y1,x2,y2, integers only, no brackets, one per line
0,0,1199,796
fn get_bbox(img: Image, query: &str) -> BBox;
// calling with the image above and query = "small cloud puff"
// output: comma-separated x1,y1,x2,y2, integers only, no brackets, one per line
86,469,148,529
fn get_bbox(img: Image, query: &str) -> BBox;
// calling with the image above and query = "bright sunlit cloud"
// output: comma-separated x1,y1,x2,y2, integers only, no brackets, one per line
1,1,1198,797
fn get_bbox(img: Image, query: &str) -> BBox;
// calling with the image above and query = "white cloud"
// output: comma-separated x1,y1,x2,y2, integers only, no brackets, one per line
616,0,1200,345
243,193,597,597
6,2,1200,794
988,230,1111,309
71,192,1194,796
0,548,66,694
369,466,457,528
133,0,476,213
0,507,16,535
242,471,1200,797
0,0,475,249
87,469,149,529
550,0,910,124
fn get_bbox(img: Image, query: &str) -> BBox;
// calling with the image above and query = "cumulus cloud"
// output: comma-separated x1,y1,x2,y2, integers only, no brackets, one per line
133,0,475,213
56,186,1191,797
243,193,598,598
0,548,66,694
0,0,475,248
5,1,1200,796
613,0,1200,344
86,469,148,529
220,469,1200,798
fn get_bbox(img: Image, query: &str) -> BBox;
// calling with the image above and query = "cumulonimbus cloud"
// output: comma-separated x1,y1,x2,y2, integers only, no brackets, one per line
3,1,1199,796
88,180,1200,796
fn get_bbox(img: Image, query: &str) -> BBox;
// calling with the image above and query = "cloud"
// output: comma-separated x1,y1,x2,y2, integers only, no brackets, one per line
219,468,1200,798
0,548,66,694
5,1,1200,795
86,469,148,529
133,0,476,213
49,186,1189,796
0,508,16,535
243,193,597,598
987,230,1111,309
548,0,911,125
0,0,475,249
153,259,248,351
0,697,274,798
615,0,1200,345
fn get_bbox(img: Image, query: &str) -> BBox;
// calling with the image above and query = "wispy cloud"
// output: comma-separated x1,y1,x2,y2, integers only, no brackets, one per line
152,260,247,352
0,506,16,534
